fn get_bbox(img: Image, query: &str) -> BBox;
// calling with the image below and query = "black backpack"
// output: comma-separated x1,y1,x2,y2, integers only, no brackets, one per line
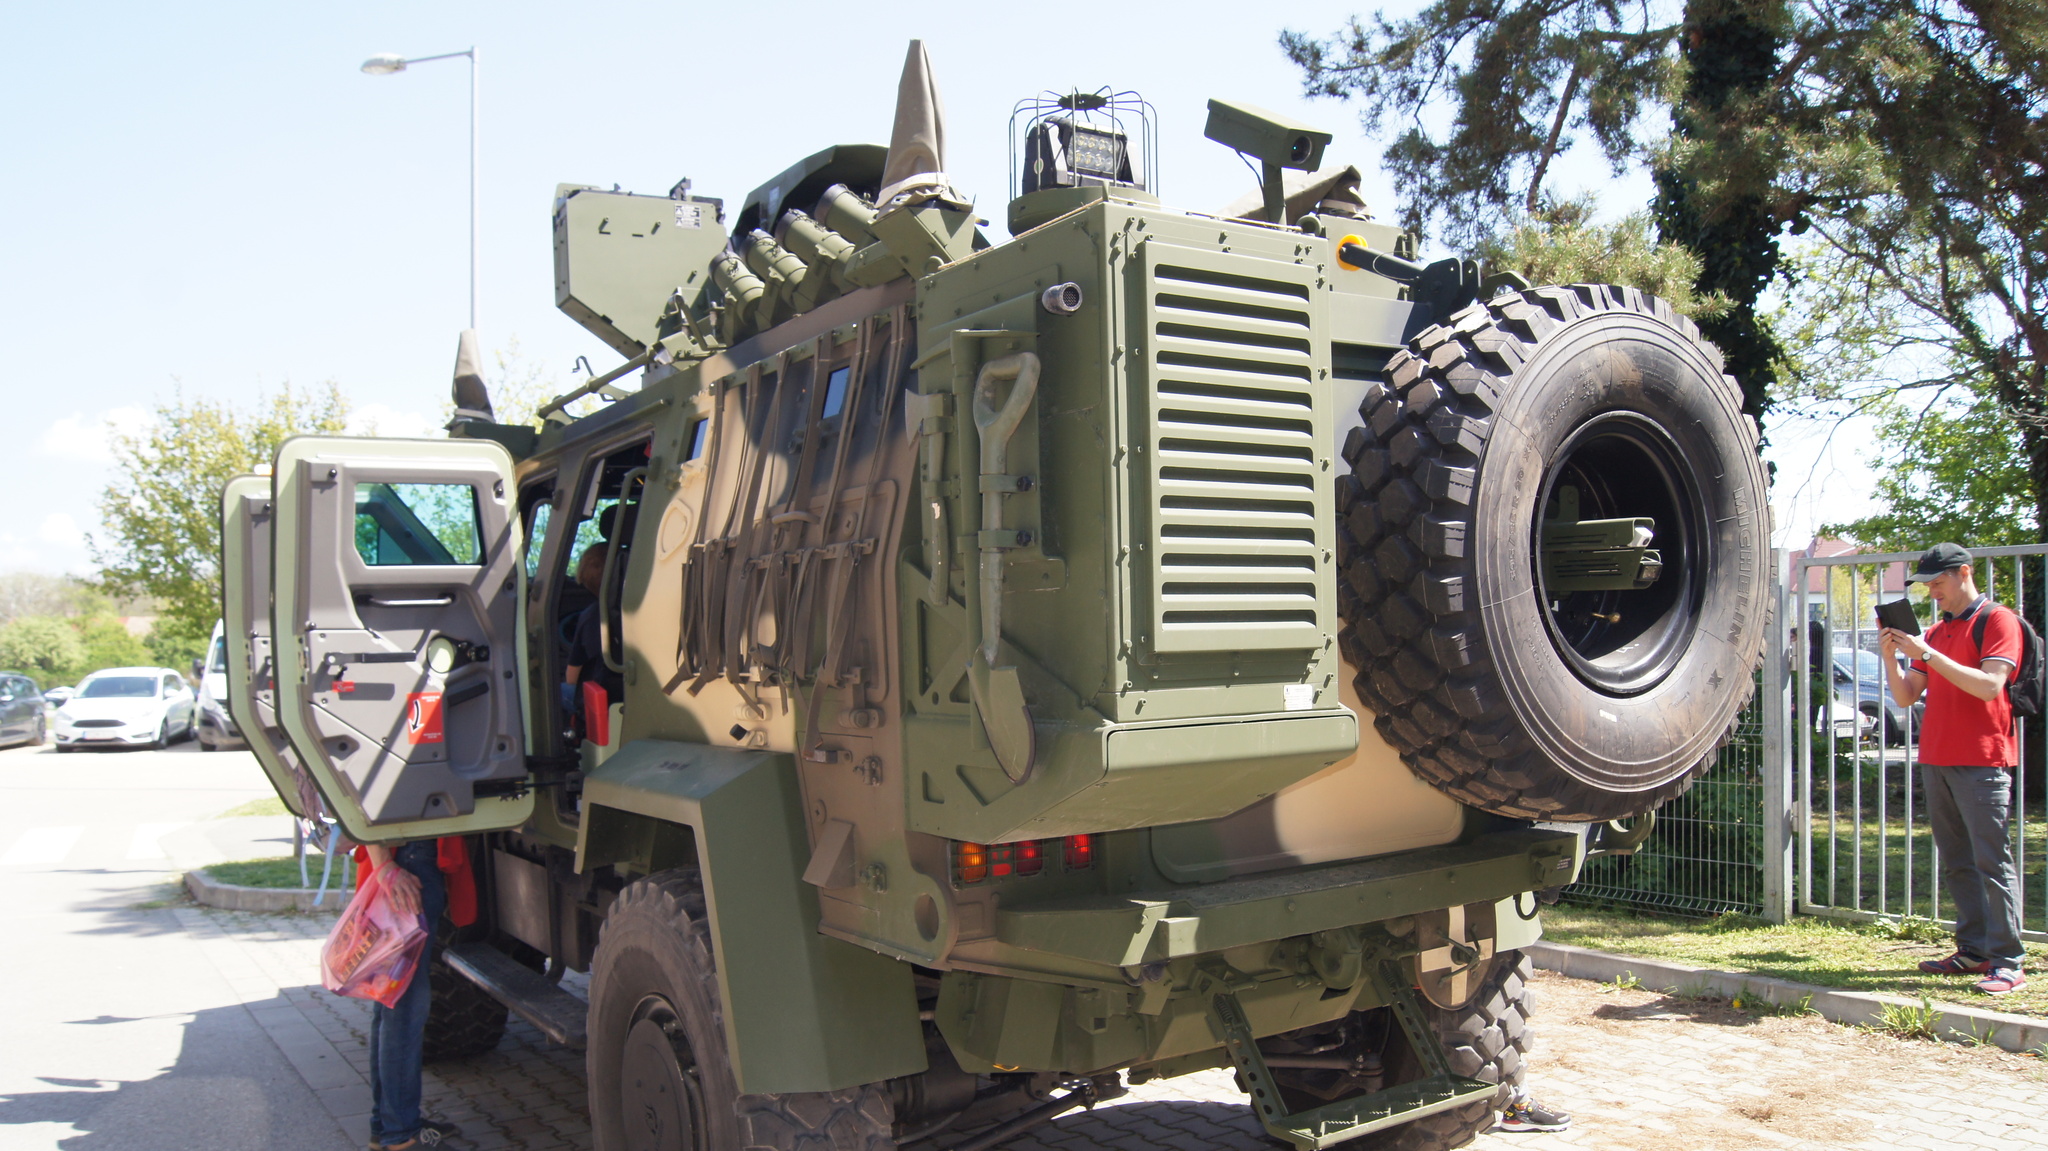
1971,603,2046,719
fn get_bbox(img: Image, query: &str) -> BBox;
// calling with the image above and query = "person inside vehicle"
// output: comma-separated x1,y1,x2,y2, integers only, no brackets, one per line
564,543,624,737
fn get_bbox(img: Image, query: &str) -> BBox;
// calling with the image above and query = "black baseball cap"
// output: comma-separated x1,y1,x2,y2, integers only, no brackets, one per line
1905,542,1971,582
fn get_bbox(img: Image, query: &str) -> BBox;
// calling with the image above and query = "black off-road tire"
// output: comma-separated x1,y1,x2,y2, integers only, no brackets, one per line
1360,950,1534,1151
421,923,524,1062
1338,284,1769,821
587,869,894,1151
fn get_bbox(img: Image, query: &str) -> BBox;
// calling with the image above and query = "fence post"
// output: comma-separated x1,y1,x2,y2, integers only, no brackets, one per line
1761,548,1794,923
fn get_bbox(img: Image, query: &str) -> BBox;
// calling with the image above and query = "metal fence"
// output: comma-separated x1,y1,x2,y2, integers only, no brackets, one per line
1792,545,2048,942
1564,688,1769,917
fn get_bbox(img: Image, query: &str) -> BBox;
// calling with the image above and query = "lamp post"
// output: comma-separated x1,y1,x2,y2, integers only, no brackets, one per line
360,48,479,334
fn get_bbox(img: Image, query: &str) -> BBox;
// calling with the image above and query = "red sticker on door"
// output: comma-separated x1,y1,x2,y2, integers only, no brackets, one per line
405,692,445,744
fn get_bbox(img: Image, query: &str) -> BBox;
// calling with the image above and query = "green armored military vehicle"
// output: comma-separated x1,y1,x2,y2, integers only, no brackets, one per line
221,42,1767,1151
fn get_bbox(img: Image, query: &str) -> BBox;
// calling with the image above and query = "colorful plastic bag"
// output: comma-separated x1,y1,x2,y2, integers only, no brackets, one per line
321,863,429,1008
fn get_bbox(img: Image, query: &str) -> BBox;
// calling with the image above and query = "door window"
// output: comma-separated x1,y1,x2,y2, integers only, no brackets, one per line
525,499,554,580
354,483,483,566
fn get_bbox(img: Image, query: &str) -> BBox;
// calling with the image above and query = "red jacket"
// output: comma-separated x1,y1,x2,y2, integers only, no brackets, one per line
350,836,479,927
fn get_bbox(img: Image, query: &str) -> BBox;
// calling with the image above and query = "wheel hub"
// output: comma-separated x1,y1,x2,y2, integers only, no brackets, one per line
1532,411,1707,696
619,999,700,1151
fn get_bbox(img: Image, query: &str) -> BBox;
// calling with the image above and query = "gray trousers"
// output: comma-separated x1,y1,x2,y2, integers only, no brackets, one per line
1921,764,2025,968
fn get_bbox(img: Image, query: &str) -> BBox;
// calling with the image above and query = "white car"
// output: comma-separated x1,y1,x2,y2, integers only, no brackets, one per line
51,667,198,752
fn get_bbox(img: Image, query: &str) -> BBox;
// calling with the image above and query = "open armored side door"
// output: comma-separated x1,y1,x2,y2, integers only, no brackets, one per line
221,474,319,817
268,437,533,842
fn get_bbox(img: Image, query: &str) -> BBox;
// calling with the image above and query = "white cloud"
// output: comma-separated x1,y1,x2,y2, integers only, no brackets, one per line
38,513,81,545
38,407,150,460
347,403,442,439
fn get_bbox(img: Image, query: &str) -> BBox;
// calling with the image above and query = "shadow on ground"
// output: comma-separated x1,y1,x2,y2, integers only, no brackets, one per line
0,999,353,1151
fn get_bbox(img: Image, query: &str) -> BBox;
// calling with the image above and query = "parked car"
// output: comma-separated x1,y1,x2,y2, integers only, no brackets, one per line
1833,647,1922,746
42,685,73,708
51,667,198,752
0,672,48,748
193,620,246,751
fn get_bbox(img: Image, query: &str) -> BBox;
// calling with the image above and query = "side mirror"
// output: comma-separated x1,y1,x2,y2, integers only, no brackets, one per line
191,659,204,679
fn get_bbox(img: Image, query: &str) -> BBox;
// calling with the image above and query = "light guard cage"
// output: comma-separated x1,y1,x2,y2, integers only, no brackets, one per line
1010,89,1158,202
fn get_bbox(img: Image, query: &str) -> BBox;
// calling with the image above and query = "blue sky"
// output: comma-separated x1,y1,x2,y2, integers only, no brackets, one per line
1,0,1857,577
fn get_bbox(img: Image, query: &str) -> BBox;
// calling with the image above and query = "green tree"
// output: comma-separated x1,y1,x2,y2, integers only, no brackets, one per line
1649,0,1787,430
1477,196,1729,319
1779,3,2048,541
1283,0,1789,431
1822,385,2035,552
0,617,85,685
92,383,351,645
1282,1,1683,249
75,615,152,678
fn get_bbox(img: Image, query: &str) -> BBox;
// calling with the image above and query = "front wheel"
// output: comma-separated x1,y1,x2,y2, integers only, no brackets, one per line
587,870,894,1151
30,716,45,747
150,720,170,751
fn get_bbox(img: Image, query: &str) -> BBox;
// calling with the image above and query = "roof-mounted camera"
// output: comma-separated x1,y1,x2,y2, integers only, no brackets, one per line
1204,98,1334,225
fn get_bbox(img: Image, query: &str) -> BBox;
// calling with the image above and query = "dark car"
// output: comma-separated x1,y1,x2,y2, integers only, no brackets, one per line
1833,647,1923,746
0,672,49,749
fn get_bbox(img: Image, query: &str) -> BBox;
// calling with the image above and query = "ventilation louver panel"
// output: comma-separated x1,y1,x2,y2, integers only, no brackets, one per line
1138,243,1331,655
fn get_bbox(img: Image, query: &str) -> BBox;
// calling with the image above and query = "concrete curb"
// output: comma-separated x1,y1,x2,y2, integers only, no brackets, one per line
1528,940,2048,1055
184,868,348,914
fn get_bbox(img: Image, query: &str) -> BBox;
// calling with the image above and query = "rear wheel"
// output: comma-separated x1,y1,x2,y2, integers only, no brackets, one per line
1356,950,1533,1151
30,716,45,747
587,869,894,1151
422,926,535,1062
1339,285,1769,820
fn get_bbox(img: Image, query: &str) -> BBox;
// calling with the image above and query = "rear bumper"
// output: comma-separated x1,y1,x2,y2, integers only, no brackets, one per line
995,829,1581,967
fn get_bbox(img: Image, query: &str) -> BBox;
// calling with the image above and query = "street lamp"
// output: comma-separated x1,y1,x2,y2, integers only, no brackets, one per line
359,48,479,334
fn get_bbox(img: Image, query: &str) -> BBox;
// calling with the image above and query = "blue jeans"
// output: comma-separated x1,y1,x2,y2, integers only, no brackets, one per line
1921,765,2024,969
370,841,445,1146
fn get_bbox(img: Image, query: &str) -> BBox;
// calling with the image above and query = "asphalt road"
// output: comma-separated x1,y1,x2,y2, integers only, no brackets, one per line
0,735,356,1151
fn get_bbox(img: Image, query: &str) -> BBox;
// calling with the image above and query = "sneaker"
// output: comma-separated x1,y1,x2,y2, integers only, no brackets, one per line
1918,950,1993,976
369,1118,464,1150
1497,1097,1573,1132
1976,968,2028,996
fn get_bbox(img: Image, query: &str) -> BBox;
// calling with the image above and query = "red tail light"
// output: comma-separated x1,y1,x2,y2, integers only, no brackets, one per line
1064,834,1095,870
953,840,1051,884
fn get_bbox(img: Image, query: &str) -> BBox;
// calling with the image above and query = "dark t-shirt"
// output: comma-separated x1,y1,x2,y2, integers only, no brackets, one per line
568,604,624,702
1910,595,2021,767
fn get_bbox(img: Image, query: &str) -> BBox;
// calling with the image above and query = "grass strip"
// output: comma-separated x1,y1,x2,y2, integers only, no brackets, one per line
213,796,289,819
1543,903,2048,1018
200,855,341,889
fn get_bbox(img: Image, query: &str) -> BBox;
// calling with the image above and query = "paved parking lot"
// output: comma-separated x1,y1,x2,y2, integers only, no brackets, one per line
182,905,2048,1151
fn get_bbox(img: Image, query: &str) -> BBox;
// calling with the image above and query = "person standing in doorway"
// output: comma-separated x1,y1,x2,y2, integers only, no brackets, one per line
1878,543,2028,995
361,841,464,1148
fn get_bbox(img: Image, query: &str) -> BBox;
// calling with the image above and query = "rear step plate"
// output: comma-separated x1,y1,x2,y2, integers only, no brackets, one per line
444,942,588,1049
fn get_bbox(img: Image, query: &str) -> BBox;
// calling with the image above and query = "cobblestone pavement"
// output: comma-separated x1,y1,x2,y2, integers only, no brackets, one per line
189,908,2048,1151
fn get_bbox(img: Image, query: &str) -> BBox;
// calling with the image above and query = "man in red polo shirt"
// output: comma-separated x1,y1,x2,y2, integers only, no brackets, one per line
1879,543,2027,995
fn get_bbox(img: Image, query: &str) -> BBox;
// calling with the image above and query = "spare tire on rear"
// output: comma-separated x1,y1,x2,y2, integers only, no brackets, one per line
1338,284,1768,822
